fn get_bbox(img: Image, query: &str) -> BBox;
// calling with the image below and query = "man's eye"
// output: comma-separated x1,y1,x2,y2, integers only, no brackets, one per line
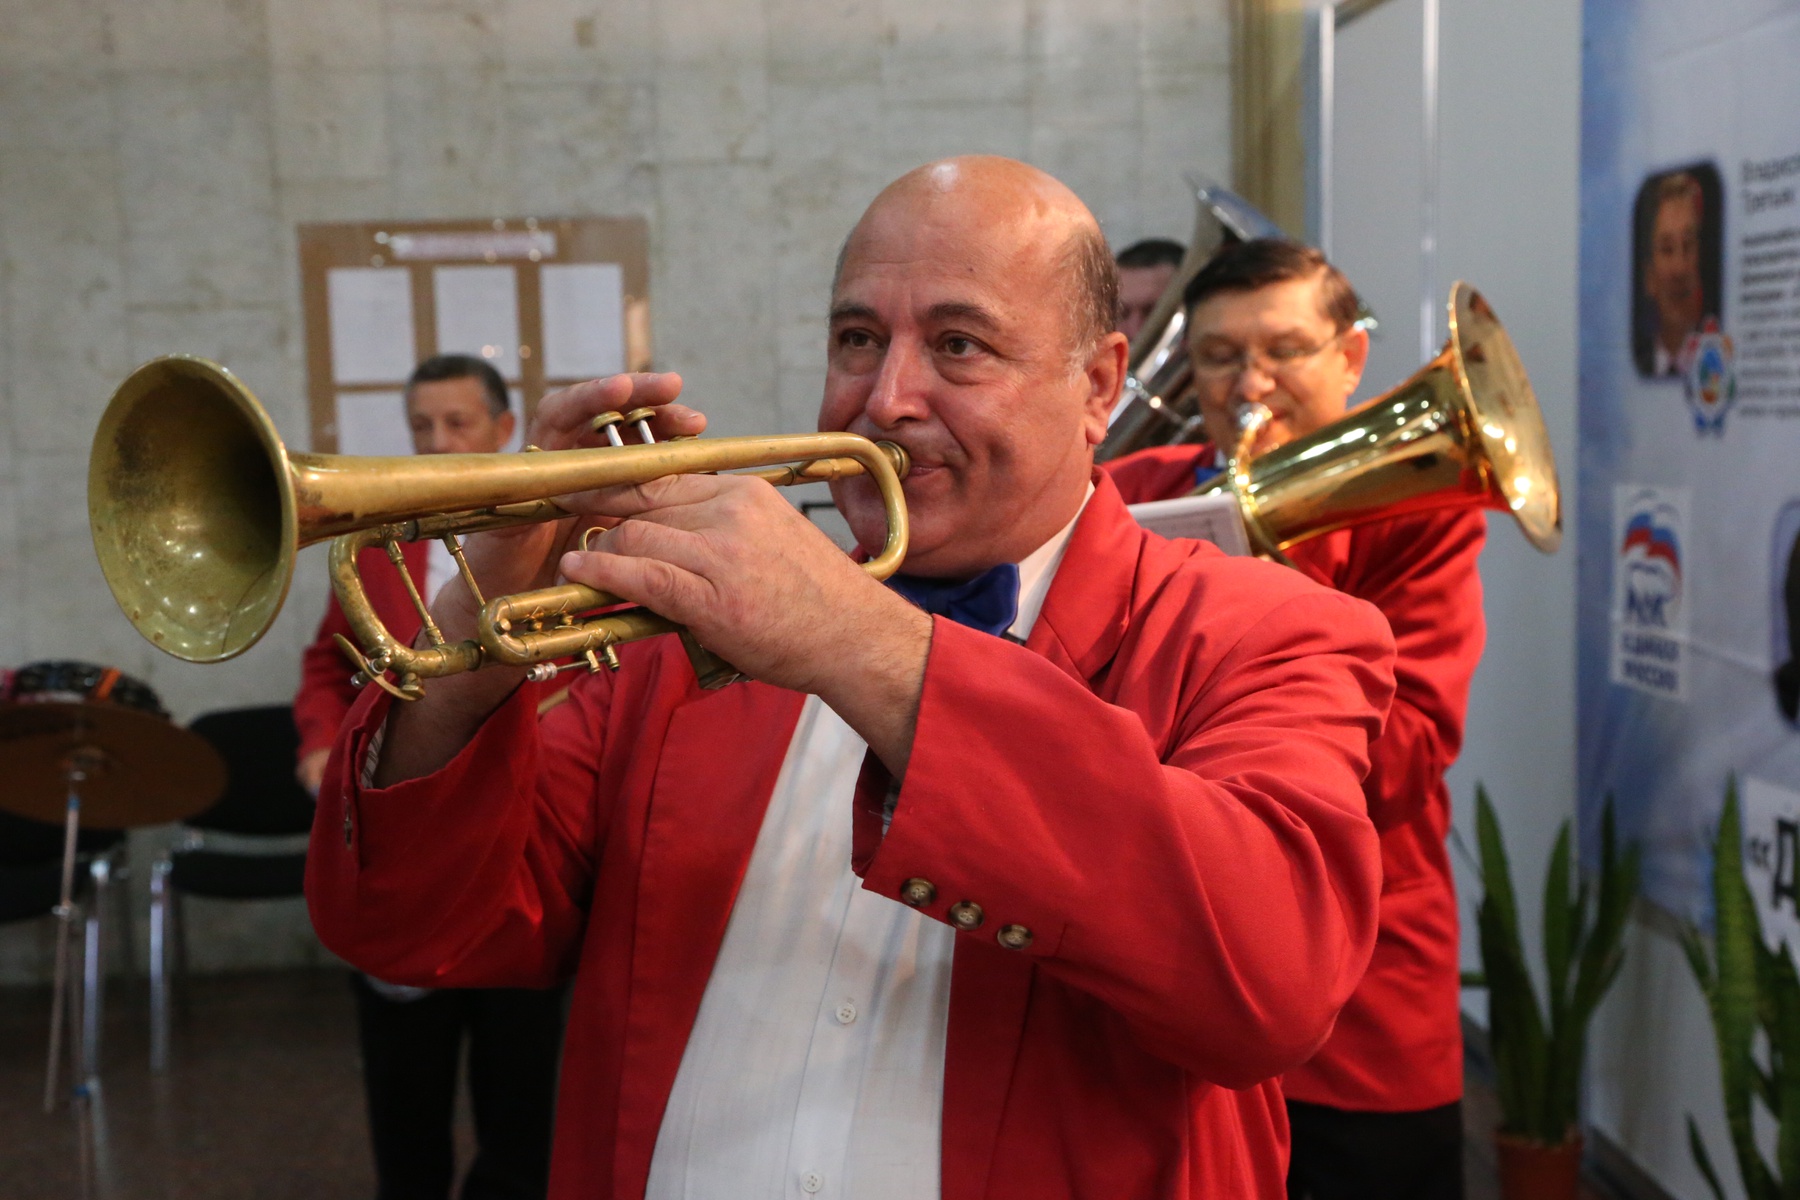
1196,345,1241,368
837,329,876,350
941,336,978,356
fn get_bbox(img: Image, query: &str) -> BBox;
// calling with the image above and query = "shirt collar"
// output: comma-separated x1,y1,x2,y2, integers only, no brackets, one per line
1009,482,1094,640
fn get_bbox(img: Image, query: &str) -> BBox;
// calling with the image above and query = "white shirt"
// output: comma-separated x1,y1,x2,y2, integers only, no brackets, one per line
426,537,459,607
644,488,1091,1200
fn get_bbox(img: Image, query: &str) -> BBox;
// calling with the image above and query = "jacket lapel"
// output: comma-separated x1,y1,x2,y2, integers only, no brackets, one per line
1023,471,1140,683
615,680,806,1196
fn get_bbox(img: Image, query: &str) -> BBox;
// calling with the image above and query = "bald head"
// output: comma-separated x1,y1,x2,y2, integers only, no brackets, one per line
835,156,1118,361
819,156,1128,578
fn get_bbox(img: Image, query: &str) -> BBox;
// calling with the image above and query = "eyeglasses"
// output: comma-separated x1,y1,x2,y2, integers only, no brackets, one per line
1190,329,1347,379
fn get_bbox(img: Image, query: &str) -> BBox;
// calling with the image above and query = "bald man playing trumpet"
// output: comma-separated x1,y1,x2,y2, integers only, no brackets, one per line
308,157,1396,1200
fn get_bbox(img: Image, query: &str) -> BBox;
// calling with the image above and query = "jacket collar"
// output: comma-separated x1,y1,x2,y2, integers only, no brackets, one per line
1022,470,1139,682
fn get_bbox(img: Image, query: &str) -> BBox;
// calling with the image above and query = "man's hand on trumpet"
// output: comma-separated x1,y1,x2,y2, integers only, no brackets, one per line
555,467,934,773
432,372,708,617
378,372,709,784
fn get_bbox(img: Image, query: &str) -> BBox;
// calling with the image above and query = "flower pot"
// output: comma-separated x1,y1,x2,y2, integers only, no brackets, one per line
1495,1131,1583,1200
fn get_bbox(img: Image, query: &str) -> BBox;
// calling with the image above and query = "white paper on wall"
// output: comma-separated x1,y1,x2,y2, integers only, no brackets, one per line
335,391,412,457
540,262,626,380
328,268,416,385
434,265,521,381
504,387,524,453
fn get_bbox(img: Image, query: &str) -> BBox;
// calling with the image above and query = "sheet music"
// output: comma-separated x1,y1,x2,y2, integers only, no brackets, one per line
1127,492,1252,556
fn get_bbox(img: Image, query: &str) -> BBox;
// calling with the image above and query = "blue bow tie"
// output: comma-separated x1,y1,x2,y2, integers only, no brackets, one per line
887,563,1021,638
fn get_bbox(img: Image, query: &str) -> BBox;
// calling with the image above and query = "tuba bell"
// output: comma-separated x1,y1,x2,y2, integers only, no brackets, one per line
89,356,910,695
1197,282,1561,557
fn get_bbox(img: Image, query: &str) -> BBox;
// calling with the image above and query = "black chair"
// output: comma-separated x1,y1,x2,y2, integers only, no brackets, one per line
0,811,127,1097
150,706,316,1070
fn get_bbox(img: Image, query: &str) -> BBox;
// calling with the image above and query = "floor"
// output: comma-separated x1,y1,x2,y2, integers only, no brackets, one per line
2,970,379,1200
1,968,1600,1200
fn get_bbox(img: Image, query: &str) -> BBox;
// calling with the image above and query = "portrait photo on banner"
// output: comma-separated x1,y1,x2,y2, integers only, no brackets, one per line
1630,161,1723,380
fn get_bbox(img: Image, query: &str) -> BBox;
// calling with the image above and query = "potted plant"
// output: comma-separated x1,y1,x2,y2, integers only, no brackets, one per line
1683,777,1800,1200
1468,785,1640,1200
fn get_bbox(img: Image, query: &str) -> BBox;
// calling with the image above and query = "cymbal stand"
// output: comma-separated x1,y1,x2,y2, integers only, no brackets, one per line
43,746,105,1115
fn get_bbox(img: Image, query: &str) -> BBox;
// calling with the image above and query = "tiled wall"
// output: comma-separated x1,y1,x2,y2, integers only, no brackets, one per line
0,0,1230,979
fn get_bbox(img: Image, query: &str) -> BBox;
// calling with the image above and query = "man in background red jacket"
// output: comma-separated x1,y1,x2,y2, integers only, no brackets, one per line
1107,239,1486,1200
295,355,567,1200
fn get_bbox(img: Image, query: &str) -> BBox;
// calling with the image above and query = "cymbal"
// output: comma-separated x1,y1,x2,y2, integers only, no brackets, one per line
0,703,226,829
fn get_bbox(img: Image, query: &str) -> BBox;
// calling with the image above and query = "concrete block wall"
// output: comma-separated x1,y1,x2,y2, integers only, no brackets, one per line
0,0,1231,980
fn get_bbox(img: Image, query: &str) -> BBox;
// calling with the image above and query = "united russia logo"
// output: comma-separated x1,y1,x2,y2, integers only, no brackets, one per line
1680,317,1736,435
1611,486,1689,700
1619,504,1682,629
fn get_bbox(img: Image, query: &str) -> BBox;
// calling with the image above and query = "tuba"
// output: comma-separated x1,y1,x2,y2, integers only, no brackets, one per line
1197,283,1561,557
89,356,909,696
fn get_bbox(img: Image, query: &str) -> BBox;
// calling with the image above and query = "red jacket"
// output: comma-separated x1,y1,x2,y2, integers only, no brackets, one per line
1106,444,1486,1111
293,541,430,762
307,473,1397,1199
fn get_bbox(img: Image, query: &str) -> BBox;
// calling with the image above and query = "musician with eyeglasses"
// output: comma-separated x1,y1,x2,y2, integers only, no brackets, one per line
1107,238,1487,1200
306,159,1398,1200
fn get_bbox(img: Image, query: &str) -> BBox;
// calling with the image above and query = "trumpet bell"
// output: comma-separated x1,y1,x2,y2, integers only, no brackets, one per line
89,356,297,663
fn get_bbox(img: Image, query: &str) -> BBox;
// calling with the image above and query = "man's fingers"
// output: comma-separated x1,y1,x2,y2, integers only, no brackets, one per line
563,518,722,582
530,373,703,447
557,473,744,524
559,535,716,624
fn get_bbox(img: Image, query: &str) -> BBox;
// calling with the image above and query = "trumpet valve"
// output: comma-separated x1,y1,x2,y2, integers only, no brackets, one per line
623,407,658,444
590,412,626,447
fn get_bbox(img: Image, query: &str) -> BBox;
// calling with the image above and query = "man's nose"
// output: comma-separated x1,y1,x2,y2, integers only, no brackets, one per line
1233,363,1278,403
863,341,933,426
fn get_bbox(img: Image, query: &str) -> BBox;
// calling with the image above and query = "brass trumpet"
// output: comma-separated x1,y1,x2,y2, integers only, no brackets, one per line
89,356,910,696
1198,283,1561,557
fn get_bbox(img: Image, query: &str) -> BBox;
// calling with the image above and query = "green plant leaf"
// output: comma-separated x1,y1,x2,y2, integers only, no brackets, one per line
1694,777,1776,1200
1476,785,1553,1139
1690,1115,1728,1200
1477,785,1522,938
1765,944,1800,1194
1461,971,1487,988
1684,922,1718,998
1545,821,1575,1015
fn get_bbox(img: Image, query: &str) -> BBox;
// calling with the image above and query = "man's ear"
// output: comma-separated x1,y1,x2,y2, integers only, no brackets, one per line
494,408,518,448
1340,325,1371,397
1082,330,1130,446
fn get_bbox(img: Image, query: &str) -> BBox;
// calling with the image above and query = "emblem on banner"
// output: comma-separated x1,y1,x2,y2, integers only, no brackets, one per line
1611,486,1689,700
1680,317,1737,435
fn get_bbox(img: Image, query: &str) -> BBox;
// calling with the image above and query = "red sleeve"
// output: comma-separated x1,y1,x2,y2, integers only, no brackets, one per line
1100,443,1216,505
1338,510,1486,832
293,592,361,761
294,543,431,761
857,589,1396,1088
305,677,612,988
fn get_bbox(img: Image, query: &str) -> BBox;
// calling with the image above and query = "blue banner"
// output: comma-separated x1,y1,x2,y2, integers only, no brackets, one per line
1580,0,1800,925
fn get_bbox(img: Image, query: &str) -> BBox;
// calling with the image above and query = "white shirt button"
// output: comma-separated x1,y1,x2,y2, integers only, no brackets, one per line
800,1170,825,1193
834,1001,857,1025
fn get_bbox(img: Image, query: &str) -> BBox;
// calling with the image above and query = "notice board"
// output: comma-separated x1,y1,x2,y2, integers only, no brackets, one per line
298,216,651,455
